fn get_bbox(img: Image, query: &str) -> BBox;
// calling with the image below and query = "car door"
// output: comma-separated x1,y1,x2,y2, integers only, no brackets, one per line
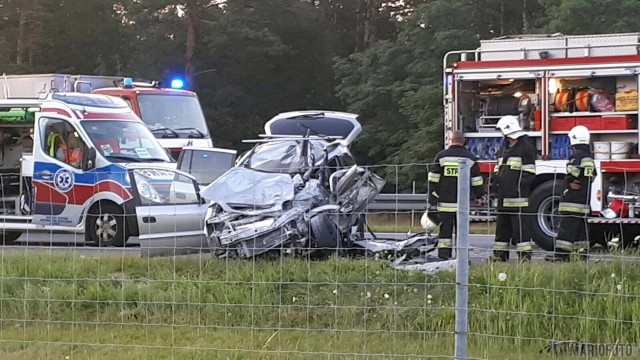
32,116,92,227
132,168,208,256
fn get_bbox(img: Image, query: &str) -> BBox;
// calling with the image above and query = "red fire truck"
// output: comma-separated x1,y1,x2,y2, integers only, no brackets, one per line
444,33,640,250
1,74,213,160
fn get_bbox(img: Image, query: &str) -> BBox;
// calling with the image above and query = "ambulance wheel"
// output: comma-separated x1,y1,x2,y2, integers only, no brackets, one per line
88,203,128,247
1,231,22,245
529,180,564,252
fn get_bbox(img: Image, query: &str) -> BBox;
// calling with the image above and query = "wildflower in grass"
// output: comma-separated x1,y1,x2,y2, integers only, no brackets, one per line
292,296,297,303
611,273,616,278
617,284,623,291
414,288,418,293
427,300,432,305
383,293,390,299
498,272,507,282
427,294,433,300
366,291,371,299
332,289,338,295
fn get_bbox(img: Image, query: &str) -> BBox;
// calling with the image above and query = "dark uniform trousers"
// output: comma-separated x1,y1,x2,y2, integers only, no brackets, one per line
493,210,534,259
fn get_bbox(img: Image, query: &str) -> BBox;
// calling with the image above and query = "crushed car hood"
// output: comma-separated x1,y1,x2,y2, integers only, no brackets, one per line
200,167,294,211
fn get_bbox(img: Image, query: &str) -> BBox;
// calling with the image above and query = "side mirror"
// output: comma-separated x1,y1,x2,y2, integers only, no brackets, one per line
83,147,97,171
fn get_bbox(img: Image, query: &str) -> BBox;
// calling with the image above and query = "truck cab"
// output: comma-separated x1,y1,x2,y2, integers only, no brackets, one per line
0,93,207,248
91,79,213,159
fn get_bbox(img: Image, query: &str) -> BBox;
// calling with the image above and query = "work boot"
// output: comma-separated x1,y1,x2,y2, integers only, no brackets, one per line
488,255,508,262
544,252,570,262
518,252,532,263
488,250,509,262
438,248,452,261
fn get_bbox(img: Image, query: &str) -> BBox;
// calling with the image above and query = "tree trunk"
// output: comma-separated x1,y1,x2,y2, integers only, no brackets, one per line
16,0,33,65
185,3,198,88
362,0,379,50
499,0,505,36
522,0,529,33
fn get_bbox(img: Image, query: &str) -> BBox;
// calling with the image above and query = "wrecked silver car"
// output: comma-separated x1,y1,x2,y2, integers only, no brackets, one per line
201,111,386,258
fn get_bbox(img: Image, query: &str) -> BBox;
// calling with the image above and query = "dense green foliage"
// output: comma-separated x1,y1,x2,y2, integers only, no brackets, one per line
2,0,640,189
1,253,639,358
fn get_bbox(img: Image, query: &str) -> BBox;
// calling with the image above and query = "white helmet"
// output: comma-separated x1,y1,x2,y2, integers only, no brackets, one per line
420,211,438,234
496,115,524,139
568,125,590,146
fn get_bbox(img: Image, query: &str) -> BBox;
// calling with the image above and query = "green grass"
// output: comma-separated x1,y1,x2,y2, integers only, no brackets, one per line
1,253,639,359
367,213,496,234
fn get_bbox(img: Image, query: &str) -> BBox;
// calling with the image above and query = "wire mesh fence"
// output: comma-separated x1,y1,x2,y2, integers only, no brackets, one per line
1,160,640,359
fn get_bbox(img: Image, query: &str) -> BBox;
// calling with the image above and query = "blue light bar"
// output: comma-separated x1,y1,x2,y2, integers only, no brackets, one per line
122,77,134,88
170,78,185,89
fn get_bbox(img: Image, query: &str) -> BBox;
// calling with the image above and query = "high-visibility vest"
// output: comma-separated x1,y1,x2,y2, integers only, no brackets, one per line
47,133,65,157
67,148,82,165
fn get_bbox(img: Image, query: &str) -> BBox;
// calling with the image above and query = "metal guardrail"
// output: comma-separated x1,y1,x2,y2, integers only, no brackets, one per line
368,193,429,211
368,193,496,222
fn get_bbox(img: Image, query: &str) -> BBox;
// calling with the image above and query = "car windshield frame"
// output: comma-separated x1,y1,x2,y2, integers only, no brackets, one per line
137,94,210,138
80,120,172,163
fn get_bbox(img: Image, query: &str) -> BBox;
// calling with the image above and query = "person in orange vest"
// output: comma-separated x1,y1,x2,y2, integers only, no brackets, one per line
66,133,83,168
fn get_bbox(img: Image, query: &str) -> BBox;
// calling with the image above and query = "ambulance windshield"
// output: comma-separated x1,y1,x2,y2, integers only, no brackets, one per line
81,120,172,163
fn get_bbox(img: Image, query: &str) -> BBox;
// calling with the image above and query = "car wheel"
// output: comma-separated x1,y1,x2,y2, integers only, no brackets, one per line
1,230,22,245
88,203,128,247
529,180,564,251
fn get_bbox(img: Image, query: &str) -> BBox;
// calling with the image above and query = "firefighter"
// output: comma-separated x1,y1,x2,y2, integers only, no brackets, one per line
545,125,596,262
428,130,485,260
491,115,536,262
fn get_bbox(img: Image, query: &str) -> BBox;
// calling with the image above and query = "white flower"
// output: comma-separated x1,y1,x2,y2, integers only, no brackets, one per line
611,273,616,278
65,356,70,360
498,272,507,282
383,293,390,299
292,296,297,303
427,294,433,300
394,302,398,306
80,255,85,259
413,288,418,293
332,289,338,295
427,300,432,305
617,284,623,291
366,291,371,299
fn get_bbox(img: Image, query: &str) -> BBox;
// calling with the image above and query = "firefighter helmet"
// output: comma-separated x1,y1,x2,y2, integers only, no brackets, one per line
568,125,590,146
496,115,524,139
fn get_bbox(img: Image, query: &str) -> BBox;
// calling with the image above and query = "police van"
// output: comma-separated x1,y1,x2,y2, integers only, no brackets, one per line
0,93,208,250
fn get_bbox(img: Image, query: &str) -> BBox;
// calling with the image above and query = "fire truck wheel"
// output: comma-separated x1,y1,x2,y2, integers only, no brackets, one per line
529,180,564,251
88,203,128,247
1,231,22,245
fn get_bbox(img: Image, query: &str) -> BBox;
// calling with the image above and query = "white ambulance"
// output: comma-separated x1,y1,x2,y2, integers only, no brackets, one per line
0,92,207,250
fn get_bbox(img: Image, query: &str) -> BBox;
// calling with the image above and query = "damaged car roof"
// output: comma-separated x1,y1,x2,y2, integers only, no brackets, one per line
264,111,362,146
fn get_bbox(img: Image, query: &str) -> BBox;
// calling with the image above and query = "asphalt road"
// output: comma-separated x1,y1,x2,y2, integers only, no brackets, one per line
1,232,497,259
0,232,627,263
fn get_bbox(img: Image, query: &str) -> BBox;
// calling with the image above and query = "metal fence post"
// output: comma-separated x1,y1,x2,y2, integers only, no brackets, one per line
455,159,471,360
